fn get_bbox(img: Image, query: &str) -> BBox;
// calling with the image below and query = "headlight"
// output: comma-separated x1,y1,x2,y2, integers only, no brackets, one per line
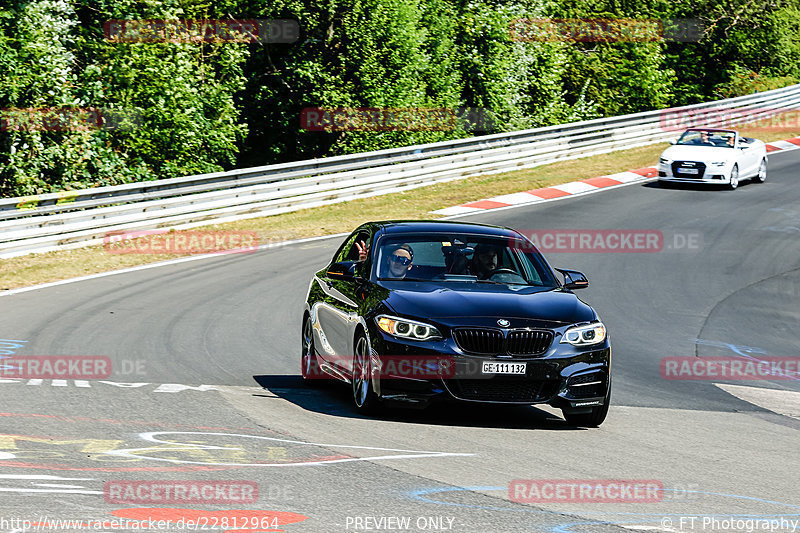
659,157,670,164
710,161,726,166
560,322,607,346
376,315,442,340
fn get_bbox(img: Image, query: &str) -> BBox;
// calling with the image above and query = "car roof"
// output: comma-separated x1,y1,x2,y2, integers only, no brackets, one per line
685,128,738,133
370,220,521,238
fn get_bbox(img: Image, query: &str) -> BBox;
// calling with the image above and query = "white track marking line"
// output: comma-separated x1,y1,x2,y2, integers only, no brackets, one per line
0,475,93,480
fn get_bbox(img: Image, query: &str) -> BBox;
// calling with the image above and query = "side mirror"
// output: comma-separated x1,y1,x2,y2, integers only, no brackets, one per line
327,261,359,281
556,268,589,290
739,144,750,150
669,139,677,145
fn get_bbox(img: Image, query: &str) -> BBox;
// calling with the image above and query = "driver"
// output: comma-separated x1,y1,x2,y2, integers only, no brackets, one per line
695,131,714,145
470,243,500,279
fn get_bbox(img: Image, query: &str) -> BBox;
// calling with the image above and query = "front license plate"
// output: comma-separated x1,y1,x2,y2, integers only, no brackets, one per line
677,167,698,174
482,361,526,375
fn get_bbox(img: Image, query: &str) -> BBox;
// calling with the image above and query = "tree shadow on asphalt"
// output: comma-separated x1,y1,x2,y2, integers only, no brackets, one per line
252,375,581,430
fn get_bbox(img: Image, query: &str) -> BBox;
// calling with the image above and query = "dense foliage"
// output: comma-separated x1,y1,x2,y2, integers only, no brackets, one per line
1,0,798,196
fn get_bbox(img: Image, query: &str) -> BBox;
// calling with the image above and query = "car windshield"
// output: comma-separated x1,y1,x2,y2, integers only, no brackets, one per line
676,129,736,148
375,233,559,287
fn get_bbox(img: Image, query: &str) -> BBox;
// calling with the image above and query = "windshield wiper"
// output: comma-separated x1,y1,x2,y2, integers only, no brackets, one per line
377,277,431,282
476,280,532,286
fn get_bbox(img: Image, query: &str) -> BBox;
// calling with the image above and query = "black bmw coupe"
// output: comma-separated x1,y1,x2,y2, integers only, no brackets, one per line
301,220,611,427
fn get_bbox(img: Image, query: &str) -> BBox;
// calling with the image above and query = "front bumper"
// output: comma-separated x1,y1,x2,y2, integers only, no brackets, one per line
658,161,731,184
368,322,610,409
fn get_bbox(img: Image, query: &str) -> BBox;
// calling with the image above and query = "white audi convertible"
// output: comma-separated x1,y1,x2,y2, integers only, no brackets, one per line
657,128,767,190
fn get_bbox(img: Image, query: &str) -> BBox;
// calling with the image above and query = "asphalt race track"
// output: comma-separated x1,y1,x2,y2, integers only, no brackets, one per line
1,149,799,533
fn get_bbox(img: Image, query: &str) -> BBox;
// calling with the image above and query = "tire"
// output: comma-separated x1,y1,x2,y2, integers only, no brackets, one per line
728,165,739,190
301,316,322,385
753,158,767,183
563,375,611,428
352,333,379,414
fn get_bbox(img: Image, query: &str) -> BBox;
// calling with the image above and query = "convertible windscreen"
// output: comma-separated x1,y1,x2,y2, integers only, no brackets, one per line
375,234,559,287
676,129,736,147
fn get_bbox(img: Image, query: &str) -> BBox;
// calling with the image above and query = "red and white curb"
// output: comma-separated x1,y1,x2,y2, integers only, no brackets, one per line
432,167,658,216
432,136,800,216
766,137,800,153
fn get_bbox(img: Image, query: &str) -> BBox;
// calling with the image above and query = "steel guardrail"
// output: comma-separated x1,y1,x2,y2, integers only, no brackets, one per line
2,84,799,257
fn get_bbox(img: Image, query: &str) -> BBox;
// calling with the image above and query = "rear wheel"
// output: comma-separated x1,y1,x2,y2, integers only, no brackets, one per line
728,165,739,190
753,158,767,183
352,333,379,414
301,316,321,385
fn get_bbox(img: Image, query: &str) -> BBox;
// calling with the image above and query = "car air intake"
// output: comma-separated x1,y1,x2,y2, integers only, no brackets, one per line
671,161,706,179
453,328,553,356
446,378,559,402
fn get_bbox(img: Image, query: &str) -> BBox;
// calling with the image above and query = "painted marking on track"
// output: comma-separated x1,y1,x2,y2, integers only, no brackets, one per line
32,483,89,488
0,379,221,392
410,485,800,516
103,431,474,467
0,474,92,480
695,338,767,356
0,411,256,432
695,339,800,383
409,486,800,533
0,487,102,494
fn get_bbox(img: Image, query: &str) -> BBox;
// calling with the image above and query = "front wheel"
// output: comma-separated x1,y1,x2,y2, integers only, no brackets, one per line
753,158,767,183
352,334,379,414
728,165,739,190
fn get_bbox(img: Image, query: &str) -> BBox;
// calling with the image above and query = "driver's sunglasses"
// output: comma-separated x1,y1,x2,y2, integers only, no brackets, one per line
390,254,412,266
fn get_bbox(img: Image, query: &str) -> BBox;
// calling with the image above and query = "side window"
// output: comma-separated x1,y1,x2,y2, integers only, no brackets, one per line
335,230,372,264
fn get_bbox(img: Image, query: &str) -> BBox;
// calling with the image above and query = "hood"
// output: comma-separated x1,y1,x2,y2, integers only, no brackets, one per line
379,282,595,326
661,145,734,162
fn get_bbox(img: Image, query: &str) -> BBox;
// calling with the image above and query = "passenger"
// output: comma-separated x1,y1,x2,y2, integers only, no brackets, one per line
384,243,414,279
